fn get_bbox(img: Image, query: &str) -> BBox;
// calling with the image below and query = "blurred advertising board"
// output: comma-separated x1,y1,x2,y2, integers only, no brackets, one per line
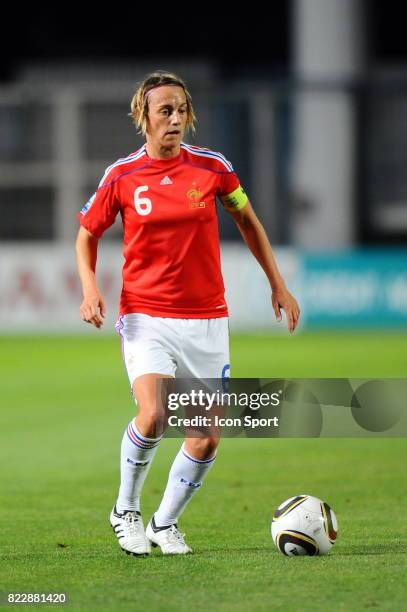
0,245,406,332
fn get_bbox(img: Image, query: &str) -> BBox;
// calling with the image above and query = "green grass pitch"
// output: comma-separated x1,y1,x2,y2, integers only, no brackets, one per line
1,331,406,610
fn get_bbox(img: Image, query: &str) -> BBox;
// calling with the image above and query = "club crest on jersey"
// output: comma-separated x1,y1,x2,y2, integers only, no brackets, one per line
187,182,206,209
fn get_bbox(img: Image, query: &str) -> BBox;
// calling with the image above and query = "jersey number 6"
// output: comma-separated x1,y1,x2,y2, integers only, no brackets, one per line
134,186,152,216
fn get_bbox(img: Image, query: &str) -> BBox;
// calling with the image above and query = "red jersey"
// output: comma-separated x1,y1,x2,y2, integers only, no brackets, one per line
77,143,242,318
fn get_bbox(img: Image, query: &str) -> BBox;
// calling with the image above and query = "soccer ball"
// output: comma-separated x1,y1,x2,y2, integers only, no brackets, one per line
271,494,338,556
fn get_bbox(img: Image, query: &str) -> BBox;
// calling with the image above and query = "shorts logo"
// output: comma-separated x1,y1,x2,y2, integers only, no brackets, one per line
222,363,230,392
187,182,206,209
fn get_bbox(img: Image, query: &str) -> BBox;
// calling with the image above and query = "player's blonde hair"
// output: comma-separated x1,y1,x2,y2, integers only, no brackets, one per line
129,71,196,136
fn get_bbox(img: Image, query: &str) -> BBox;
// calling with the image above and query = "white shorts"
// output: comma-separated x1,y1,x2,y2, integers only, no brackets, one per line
115,313,230,386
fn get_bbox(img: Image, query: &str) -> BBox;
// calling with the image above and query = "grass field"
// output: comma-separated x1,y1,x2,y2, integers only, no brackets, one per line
1,332,406,611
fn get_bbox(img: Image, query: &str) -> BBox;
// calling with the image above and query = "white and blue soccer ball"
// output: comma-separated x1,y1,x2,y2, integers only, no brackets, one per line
271,495,338,556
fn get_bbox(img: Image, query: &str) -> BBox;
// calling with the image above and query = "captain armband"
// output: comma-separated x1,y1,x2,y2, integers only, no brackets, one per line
220,185,248,212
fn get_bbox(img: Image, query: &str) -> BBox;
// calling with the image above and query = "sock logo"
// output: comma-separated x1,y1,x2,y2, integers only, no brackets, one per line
127,458,149,466
180,477,201,489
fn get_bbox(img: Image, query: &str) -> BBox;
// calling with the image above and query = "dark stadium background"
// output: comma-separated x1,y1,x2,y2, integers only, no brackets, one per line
2,2,407,82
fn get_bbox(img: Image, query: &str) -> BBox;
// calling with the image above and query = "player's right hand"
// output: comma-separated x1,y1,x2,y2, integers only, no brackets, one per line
80,292,106,329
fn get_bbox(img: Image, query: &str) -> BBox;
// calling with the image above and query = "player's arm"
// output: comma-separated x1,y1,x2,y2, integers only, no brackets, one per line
75,226,106,329
225,197,300,333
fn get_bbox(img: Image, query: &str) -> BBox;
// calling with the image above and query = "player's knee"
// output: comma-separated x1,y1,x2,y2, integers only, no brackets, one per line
136,410,165,438
187,436,219,460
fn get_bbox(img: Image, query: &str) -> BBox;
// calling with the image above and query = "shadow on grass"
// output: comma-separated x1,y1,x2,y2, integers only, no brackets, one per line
190,542,407,557
336,543,406,556
3,542,405,564
190,546,271,556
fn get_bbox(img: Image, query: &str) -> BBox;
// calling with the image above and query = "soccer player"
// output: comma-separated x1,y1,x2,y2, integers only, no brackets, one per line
75,71,300,556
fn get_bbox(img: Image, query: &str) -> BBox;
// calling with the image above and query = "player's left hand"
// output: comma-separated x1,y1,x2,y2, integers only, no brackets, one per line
271,284,300,333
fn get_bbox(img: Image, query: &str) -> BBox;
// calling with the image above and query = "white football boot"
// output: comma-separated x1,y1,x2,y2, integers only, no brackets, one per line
146,515,192,554
109,505,151,556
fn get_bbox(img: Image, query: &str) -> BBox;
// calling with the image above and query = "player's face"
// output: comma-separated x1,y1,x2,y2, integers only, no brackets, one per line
146,86,188,150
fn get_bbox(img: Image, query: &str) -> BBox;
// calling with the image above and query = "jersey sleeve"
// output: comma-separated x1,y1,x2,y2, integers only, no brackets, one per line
217,167,248,212
77,172,120,238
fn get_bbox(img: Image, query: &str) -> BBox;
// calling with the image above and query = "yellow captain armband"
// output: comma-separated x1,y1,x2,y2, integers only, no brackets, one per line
220,185,248,212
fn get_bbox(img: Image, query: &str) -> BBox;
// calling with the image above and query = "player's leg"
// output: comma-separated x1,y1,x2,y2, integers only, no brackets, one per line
146,436,218,553
115,373,171,515
111,314,176,556
146,317,229,554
